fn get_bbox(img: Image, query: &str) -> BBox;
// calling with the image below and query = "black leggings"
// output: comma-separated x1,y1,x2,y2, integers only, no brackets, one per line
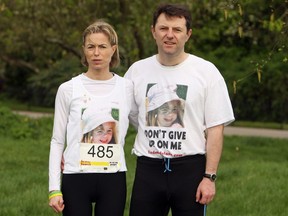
62,172,126,216
129,155,206,216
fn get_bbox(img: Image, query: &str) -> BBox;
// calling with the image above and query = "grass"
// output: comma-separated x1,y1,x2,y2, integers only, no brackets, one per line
209,136,288,215
231,120,288,130
0,94,54,113
0,136,51,215
0,117,288,215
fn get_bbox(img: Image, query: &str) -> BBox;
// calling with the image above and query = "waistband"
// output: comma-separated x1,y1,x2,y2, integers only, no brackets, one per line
137,154,205,173
137,154,205,163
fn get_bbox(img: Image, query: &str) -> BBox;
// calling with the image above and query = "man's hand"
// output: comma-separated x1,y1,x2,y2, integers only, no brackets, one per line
195,178,216,205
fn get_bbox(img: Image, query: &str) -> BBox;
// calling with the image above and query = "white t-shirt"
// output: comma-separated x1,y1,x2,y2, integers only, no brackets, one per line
125,54,235,159
49,73,133,191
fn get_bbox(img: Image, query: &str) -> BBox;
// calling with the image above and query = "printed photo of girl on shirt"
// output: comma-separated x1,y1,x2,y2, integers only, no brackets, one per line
146,83,187,128
81,105,119,144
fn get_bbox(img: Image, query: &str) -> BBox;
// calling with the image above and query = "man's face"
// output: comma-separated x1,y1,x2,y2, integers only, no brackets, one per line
152,13,192,57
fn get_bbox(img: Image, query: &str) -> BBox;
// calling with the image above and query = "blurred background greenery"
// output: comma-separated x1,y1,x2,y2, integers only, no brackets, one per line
0,0,287,124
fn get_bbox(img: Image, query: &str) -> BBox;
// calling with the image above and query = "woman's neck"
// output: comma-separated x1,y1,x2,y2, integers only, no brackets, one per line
85,70,114,80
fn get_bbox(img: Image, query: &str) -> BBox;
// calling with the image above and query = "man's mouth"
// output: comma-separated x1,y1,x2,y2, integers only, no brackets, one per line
164,40,175,45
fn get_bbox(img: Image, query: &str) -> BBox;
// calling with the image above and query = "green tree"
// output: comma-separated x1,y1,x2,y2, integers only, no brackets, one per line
0,0,287,122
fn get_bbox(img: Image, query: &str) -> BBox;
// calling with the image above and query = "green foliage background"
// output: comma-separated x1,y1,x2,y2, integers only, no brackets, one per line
0,0,287,122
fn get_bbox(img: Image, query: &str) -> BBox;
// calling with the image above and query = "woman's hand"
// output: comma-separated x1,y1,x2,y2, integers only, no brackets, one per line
49,194,65,213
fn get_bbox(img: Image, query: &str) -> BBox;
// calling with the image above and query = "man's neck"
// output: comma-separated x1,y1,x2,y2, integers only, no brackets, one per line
156,52,188,66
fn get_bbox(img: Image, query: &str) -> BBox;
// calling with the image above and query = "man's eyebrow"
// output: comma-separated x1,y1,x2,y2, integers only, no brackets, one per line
158,24,168,27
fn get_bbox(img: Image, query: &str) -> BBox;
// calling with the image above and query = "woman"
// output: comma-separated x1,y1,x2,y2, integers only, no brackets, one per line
48,20,133,216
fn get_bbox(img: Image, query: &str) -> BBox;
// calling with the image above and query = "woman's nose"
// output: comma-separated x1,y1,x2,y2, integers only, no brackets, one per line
93,47,100,56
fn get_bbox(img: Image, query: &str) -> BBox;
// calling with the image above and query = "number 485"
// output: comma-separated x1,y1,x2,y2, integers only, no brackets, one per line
88,145,113,158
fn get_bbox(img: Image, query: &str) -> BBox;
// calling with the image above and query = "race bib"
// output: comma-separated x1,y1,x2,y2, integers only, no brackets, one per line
80,143,121,172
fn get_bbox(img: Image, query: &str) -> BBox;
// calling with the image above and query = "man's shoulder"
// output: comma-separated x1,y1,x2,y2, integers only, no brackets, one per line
188,54,212,64
187,54,218,70
125,56,155,79
131,55,155,67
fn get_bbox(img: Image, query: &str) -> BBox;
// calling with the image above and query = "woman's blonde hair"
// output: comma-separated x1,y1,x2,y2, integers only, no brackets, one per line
81,20,120,68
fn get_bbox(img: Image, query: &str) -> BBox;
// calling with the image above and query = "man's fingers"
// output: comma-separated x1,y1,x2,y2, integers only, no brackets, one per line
195,188,201,202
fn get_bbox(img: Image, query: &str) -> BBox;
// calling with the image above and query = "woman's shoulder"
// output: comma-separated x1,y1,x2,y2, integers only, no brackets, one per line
57,74,83,96
59,74,82,89
114,74,133,85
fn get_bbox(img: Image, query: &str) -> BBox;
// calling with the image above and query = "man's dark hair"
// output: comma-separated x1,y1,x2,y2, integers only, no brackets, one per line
152,3,192,31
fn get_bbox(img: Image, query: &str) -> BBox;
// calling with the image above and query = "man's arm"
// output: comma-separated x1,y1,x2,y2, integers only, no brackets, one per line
196,124,224,205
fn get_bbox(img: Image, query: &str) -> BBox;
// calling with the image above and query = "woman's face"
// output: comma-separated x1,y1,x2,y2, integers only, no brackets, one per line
91,122,115,144
157,100,179,127
83,32,116,72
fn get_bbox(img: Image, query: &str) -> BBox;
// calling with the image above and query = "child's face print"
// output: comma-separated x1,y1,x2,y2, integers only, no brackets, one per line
92,122,115,144
157,100,179,127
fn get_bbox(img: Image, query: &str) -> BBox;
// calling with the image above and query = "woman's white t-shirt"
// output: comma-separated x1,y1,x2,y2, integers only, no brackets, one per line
49,74,133,191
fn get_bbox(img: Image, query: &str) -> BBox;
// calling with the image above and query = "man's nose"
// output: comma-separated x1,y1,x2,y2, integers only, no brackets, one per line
166,29,174,38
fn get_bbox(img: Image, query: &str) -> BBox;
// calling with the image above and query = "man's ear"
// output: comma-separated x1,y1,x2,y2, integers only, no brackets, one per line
151,25,156,39
186,28,192,41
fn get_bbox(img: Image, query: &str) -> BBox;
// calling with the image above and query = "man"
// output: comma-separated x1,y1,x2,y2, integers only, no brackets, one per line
125,3,235,216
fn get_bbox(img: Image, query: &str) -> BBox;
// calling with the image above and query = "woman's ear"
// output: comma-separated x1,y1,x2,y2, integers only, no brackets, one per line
112,45,117,53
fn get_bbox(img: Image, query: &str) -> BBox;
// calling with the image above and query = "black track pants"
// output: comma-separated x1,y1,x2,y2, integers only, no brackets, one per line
62,172,126,216
129,155,206,216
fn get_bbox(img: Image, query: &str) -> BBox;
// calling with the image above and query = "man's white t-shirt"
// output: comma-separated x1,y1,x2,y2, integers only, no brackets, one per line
125,54,235,159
